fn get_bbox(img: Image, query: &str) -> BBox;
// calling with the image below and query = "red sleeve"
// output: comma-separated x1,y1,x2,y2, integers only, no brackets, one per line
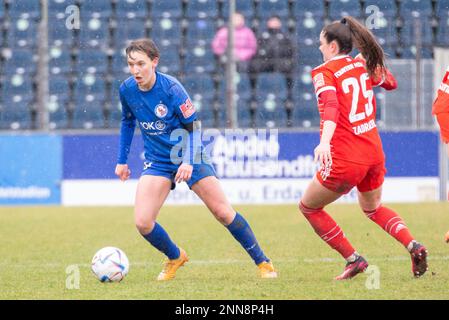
371,66,398,90
311,67,337,96
320,90,340,123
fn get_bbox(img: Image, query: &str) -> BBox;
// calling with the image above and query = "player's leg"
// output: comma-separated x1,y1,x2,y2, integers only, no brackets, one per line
191,175,277,278
358,181,428,277
135,175,188,280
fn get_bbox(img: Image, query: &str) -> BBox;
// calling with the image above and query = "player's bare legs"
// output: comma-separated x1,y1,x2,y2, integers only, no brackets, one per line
299,177,368,280
135,175,188,281
191,176,277,278
358,186,428,277
134,175,172,234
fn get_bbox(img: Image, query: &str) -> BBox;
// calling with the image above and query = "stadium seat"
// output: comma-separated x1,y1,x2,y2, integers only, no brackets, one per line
183,73,215,101
185,0,218,19
294,13,324,47
6,17,38,48
221,0,255,19
48,76,70,129
150,0,183,18
150,17,181,45
48,0,73,18
186,19,217,46
112,18,148,49
0,0,4,20
436,0,449,18
363,0,397,18
79,0,112,18
292,0,325,18
366,15,398,47
297,46,322,68
111,49,129,74
79,17,110,49
257,0,289,19
115,0,148,19
49,15,76,46
76,49,109,74
156,43,181,75
72,74,107,129
2,49,37,75
49,45,72,75
8,0,40,19
183,44,216,73
399,17,433,46
399,0,432,18
328,0,363,20
291,78,320,128
399,46,433,59
436,13,449,45
191,96,216,128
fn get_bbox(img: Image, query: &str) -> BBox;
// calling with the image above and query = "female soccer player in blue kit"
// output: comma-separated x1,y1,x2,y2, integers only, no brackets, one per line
115,39,277,281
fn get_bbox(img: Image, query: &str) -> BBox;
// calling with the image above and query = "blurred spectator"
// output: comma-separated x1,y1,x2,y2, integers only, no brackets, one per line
249,16,295,97
211,12,257,73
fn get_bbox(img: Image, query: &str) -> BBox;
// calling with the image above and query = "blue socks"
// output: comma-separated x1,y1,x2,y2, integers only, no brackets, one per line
226,213,268,265
142,222,180,260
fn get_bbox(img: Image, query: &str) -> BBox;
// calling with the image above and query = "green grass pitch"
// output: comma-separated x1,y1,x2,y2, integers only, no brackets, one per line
0,203,448,299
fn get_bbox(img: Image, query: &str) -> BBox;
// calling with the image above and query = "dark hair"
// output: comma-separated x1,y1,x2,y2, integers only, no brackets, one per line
125,38,160,60
322,16,385,77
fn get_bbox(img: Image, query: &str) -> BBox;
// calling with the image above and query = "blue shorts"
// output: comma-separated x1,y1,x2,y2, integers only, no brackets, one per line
141,161,217,190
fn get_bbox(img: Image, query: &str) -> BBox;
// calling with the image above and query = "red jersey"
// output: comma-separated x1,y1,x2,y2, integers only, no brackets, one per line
432,66,449,115
311,55,384,165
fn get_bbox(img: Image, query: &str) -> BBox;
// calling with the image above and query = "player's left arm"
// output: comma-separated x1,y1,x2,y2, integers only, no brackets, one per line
171,83,202,183
355,53,397,90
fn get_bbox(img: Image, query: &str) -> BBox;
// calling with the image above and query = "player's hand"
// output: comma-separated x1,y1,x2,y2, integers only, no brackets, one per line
115,164,131,181
175,163,193,183
314,142,332,168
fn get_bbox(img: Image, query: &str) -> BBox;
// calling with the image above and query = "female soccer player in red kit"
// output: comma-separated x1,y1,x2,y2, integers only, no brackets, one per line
432,66,449,157
298,16,428,280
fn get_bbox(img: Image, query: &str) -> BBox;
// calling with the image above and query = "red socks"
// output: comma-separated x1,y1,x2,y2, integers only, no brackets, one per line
299,201,356,259
364,206,414,248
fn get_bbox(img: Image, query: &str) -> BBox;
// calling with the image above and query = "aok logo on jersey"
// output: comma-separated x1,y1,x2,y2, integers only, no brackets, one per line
140,120,166,131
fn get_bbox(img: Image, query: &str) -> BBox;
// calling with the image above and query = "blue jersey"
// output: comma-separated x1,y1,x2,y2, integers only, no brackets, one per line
117,72,202,167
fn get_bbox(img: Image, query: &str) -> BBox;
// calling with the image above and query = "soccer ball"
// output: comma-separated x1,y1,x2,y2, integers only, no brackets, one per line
91,247,129,282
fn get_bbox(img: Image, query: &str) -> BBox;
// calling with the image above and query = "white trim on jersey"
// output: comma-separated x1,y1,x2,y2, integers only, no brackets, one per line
316,86,337,97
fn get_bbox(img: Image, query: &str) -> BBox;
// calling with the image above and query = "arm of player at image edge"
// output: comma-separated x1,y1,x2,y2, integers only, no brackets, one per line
314,90,339,167
354,53,398,91
115,88,137,182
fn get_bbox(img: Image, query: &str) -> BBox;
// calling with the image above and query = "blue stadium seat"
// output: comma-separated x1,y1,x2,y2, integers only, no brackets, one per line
399,0,432,18
292,0,325,18
73,74,107,128
111,50,129,74
221,0,255,19
294,13,324,47
184,44,216,73
49,45,72,75
0,0,4,20
185,0,218,19
115,0,148,18
186,19,217,46
107,73,130,127
399,46,433,59
328,0,363,20
367,15,398,47
8,0,40,18
436,12,449,45
291,78,320,128
191,96,216,128
79,0,112,18
157,43,181,74
257,0,289,19
6,17,38,48
2,49,37,74
48,76,69,129
0,74,34,129
49,15,76,46
297,46,322,68
363,0,397,18
436,0,449,19
76,49,109,74
150,0,183,18
183,73,215,100
49,0,75,17
112,18,147,48
79,17,109,48
399,18,433,46
150,17,181,45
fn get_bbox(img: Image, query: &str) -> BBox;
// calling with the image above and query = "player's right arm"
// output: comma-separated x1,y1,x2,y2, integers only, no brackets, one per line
116,85,136,181
354,53,397,90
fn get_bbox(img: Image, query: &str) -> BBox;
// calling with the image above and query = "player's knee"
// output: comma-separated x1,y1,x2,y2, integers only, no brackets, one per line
298,200,322,216
135,218,155,235
211,204,234,225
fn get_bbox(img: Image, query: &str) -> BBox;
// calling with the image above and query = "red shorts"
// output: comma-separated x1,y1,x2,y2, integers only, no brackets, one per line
316,158,386,194
436,113,449,143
